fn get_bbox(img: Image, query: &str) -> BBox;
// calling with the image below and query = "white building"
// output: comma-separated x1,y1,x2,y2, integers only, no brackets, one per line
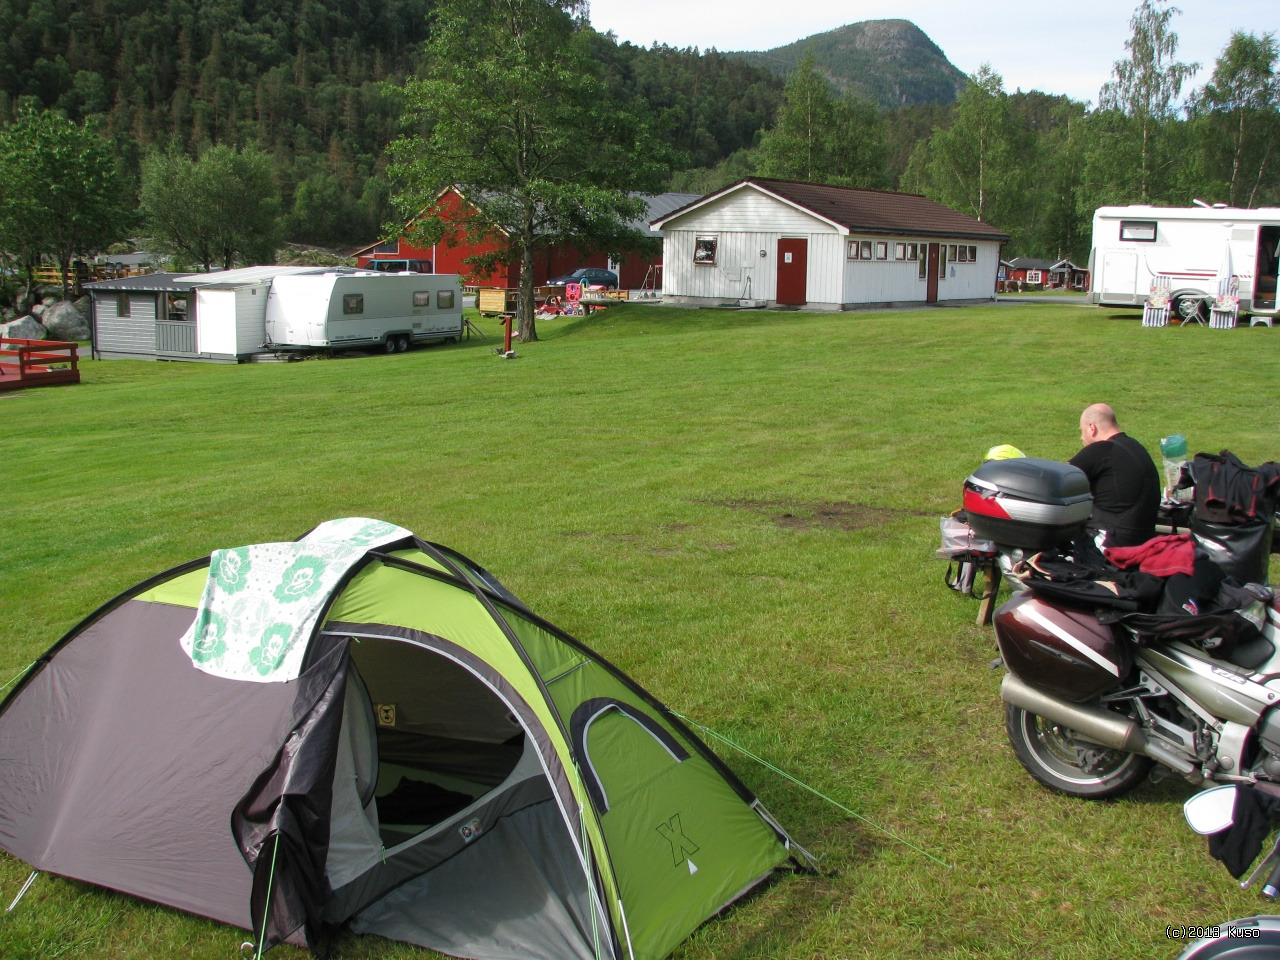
652,178,1010,311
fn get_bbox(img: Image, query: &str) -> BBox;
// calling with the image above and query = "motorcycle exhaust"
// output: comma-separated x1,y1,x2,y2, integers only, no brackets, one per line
1000,674,1199,776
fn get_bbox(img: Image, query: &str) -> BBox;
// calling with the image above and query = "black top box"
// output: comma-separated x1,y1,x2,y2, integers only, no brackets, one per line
963,458,1093,550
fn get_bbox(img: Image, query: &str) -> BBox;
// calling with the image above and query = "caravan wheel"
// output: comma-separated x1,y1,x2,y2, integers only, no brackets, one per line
396,335,410,352
383,337,398,354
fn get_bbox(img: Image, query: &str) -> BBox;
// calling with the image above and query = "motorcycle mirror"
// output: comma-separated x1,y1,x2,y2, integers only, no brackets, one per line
1184,785,1239,835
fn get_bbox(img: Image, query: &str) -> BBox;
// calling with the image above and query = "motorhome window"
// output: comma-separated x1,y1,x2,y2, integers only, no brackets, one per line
693,236,717,265
116,293,131,317
1120,220,1157,242
436,290,455,309
413,291,430,308
344,294,364,315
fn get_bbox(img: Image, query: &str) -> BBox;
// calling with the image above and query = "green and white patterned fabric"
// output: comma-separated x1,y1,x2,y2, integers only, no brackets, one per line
180,517,410,682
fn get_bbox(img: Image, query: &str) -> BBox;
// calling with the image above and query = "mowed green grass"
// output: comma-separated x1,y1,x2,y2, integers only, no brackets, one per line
0,301,1276,960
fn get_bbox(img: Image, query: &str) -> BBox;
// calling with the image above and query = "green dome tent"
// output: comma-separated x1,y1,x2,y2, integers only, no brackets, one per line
0,519,806,960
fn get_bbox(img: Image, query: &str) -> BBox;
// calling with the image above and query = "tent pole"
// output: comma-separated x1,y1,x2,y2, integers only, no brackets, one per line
6,870,39,913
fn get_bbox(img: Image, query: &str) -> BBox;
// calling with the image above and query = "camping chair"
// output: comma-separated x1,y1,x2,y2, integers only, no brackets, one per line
1142,277,1171,327
1209,276,1240,329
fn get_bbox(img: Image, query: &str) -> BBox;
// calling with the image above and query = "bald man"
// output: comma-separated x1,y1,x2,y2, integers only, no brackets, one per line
1069,403,1161,548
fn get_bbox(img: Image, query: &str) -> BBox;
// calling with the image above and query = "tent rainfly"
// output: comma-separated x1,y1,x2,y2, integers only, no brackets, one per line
0,519,808,960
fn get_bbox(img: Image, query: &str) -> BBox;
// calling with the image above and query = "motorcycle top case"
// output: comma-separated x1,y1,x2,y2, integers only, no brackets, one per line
963,457,1093,550
994,592,1132,702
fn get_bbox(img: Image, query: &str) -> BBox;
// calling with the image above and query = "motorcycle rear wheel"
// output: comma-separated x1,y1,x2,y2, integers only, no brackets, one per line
1005,703,1153,799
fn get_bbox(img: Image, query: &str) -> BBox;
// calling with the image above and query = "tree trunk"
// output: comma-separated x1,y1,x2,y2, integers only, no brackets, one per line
517,214,538,343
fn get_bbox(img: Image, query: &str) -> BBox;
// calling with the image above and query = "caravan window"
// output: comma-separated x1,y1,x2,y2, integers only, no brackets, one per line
344,294,364,315
436,290,455,309
1120,220,1157,242
413,291,430,308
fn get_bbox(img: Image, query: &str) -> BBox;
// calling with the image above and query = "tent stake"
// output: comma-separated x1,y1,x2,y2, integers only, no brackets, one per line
6,870,39,913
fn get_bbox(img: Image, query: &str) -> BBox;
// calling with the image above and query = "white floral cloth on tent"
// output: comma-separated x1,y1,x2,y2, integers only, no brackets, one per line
179,518,412,682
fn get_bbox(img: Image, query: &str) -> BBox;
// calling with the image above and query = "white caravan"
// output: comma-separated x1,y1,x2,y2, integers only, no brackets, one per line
264,270,463,353
1087,205,1280,322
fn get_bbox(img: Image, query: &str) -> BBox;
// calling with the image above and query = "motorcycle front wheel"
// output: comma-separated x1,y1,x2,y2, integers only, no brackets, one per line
1005,703,1153,799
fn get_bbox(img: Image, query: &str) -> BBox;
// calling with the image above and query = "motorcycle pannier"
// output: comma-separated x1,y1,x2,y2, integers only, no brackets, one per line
994,593,1132,702
963,458,1093,550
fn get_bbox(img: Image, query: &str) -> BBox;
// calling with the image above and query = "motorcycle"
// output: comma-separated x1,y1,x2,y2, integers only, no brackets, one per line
959,456,1280,800
1174,783,1280,957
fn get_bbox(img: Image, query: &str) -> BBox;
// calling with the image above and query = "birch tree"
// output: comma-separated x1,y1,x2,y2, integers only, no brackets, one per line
1098,0,1198,201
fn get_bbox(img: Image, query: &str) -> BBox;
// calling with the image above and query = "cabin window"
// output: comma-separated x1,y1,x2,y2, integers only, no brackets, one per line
693,236,718,265
907,243,918,260
116,293,131,317
1026,270,1042,284
413,291,430,308
968,245,978,262
894,243,907,260
343,294,364,315
1120,220,1157,242
875,242,888,260
436,290,455,309
918,246,927,280
846,240,860,260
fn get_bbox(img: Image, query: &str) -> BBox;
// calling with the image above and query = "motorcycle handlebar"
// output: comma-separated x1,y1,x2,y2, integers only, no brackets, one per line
1263,858,1280,901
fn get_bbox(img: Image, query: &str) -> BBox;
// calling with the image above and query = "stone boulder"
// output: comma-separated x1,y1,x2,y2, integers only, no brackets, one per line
0,316,47,341
42,300,91,342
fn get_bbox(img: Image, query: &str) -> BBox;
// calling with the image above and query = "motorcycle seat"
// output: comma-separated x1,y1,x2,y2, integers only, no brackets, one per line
1223,634,1276,672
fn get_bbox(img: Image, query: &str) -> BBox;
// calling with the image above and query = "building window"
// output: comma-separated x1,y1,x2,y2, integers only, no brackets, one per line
436,290,455,309
968,245,978,262
847,239,861,260
875,242,888,260
894,243,907,260
693,236,718,265
1026,270,1042,284
1120,220,1157,242
116,293,131,317
918,245,927,280
948,244,958,261
907,243,918,260
343,294,364,315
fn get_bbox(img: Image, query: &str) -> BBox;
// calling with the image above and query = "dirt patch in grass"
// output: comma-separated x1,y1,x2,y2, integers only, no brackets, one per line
712,499,930,531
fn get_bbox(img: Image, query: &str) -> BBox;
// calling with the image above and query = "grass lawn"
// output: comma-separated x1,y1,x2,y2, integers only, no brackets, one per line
0,301,1276,959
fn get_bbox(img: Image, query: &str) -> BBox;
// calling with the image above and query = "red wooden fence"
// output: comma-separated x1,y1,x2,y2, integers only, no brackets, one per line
0,339,81,392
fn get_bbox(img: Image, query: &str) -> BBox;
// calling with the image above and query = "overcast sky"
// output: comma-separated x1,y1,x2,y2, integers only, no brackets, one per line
586,0,1277,107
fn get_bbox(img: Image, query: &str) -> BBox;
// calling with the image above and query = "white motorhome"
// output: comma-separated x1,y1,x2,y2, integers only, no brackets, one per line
265,271,463,352
1087,204,1280,322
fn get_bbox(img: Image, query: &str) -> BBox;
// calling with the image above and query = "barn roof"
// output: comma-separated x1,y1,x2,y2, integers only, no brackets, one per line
654,178,1011,243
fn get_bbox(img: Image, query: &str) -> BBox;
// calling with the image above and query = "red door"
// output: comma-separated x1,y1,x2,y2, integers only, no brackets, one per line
926,243,940,303
776,238,808,306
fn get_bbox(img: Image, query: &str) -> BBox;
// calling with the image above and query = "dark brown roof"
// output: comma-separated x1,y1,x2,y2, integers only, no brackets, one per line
658,178,1011,243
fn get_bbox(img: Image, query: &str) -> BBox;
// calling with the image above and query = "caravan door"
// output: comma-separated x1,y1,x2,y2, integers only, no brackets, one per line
1100,252,1140,302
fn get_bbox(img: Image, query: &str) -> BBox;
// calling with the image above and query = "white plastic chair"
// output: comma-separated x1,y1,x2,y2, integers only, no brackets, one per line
1142,277,1171,327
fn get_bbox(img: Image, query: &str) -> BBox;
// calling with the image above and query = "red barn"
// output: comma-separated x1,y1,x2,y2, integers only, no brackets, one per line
354,188,697,290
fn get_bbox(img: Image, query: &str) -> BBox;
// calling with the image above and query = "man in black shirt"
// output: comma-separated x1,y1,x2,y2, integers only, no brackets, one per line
1069,403,1161,548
